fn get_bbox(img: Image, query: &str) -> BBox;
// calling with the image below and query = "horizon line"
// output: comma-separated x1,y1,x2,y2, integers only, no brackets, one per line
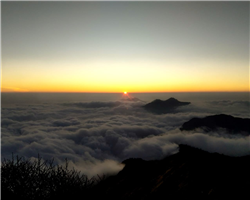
1,91,249,94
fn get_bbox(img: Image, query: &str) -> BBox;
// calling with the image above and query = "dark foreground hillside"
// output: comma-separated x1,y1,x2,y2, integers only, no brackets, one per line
91,144,250,199
1,156,100,200
2,145,250,200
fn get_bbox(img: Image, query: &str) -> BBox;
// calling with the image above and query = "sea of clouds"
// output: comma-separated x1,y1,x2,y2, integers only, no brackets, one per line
1,95,250,177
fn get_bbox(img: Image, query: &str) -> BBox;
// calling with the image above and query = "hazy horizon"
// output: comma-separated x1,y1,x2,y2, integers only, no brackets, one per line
1,91,249,105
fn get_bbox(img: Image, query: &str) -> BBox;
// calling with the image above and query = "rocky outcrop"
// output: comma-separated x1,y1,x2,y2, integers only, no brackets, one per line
180,114,250,135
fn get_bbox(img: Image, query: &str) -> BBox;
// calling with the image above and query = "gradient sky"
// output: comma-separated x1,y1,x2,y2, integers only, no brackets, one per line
1,1,249,93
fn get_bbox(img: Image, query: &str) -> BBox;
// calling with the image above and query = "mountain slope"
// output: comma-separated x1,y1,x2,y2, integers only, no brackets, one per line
91,144,250,199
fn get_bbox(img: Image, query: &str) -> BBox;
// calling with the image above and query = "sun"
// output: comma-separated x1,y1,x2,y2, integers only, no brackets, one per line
124,91,127,94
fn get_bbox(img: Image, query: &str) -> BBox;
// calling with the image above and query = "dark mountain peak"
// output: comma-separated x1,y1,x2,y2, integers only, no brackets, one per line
151,99,163,103
143,98,190,114
165,97,179,102
178,144,201,153
180,114,250,135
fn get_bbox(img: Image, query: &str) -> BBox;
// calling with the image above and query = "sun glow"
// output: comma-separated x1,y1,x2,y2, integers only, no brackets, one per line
122,91,133,100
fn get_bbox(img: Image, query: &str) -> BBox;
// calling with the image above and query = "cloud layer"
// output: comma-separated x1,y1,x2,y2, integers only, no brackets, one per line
1,97,249,177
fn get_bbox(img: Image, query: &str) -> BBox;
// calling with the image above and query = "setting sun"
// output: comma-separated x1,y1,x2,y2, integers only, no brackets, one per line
124,91,127,94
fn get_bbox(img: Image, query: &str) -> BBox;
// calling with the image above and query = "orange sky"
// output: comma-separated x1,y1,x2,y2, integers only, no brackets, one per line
1,2,249,93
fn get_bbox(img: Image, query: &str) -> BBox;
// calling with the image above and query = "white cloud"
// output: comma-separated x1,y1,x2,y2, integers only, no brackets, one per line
1,99,249,177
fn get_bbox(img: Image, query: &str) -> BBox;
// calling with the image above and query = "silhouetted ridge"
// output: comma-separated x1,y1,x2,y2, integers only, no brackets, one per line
180,114,250,134
91,144,250,199
143,97,190,114
178,144,209,155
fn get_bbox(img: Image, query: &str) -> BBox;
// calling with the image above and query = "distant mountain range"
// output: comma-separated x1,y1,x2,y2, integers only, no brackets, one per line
180,114,250,135
143,98,249,134
143,98,190,114
91,144,250,199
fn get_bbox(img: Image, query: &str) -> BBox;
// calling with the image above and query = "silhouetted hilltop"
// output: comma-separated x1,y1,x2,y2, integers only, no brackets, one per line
180,114,250,135
143,98,190,114
91,144,250,199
